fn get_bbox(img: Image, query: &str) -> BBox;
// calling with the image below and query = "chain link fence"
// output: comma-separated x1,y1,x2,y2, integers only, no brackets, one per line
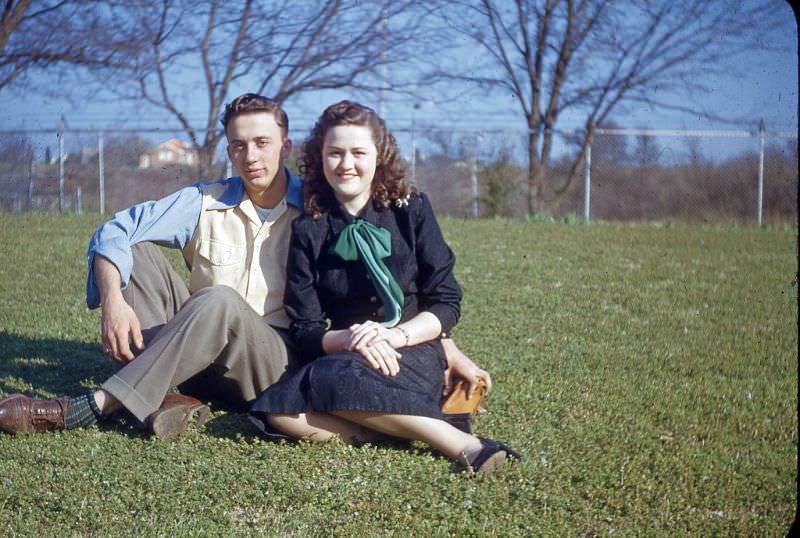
411,125,797,225
580,126,798,225
1,124,796,226
0,128,222,215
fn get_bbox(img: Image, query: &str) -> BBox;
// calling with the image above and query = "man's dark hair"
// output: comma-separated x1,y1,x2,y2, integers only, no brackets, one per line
220,93,289,138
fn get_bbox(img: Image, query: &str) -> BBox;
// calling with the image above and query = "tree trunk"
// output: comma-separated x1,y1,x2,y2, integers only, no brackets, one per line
527,121,545,215
538,125,555,205
197,146,217,181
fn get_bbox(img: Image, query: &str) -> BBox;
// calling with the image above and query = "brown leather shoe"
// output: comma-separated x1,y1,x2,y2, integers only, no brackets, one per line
0,393,70,434
146,394,210,441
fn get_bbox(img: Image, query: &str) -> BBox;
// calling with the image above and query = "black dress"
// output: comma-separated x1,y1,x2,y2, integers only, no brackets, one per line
250,192,462,428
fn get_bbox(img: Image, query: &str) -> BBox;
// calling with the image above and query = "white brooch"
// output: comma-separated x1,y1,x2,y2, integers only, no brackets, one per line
394,195,410,208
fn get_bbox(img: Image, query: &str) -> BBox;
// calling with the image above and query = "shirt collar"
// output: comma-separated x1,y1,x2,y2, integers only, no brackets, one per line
207,166,303,210
284,169,303,208
329,200,385,236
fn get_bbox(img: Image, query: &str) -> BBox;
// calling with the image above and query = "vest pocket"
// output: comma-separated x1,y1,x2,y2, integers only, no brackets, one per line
196,239,245,266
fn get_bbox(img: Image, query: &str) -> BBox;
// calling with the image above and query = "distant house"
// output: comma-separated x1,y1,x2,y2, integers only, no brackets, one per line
139,139,198,169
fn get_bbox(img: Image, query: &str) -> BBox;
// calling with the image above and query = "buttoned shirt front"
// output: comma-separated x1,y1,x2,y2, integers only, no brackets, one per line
285,192,462,359
86,169,303,328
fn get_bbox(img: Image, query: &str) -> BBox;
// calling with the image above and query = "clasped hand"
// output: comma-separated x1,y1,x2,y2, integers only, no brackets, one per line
346,320,406,377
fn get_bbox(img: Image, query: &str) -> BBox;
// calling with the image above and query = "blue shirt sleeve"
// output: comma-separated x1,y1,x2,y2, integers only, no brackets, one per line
85,185,203,308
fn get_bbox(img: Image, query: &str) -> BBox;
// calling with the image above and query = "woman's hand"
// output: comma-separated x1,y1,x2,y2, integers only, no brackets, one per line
347,320,406,350
441,338,492,399
358,339,401,376
324,323,402,376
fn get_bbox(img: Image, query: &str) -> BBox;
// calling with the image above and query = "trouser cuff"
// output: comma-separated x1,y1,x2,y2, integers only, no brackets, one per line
101,374,160,422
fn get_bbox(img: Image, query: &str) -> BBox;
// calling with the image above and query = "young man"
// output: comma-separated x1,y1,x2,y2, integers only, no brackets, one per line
0,93,490,440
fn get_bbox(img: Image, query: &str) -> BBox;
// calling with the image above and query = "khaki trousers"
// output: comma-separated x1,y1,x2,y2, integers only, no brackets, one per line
100,243,297,422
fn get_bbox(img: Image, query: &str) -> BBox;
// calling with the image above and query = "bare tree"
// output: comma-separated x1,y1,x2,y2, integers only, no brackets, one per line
424,130,473,160
426,0,789,214
634,131,659,168
587,119,628,168
0,1,134,91
0,133,33,172
684,136,706,167
80,0,425,178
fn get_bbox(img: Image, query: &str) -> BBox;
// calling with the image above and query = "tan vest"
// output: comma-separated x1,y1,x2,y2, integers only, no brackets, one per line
181,181,300,328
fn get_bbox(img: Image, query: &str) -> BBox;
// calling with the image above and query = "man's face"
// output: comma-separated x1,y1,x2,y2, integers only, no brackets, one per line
226,112,291,202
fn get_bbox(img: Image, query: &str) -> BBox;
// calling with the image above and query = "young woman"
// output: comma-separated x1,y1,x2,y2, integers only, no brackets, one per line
250,101,520,473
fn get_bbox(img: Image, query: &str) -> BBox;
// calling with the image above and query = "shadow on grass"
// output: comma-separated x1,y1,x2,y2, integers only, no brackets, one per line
0,331,441,449
0,330,112,397
0,330,259,440
201,407,431,459
202,410,262,440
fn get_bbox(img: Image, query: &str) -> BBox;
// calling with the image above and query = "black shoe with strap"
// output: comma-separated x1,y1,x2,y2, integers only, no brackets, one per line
463,438,523,474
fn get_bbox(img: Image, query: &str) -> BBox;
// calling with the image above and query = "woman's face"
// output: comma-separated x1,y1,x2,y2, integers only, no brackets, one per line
322,124,378,214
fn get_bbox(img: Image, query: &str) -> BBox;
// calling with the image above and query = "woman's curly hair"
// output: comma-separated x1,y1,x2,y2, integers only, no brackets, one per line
299,100,412,219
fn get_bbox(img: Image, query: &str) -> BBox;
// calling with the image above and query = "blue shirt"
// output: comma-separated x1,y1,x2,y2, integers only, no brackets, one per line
86,170,303,308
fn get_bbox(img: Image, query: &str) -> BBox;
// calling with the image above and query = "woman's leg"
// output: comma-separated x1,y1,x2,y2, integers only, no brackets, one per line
265,412,386,444
330,410,484,461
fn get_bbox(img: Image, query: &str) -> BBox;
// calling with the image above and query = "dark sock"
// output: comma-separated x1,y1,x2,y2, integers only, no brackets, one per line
65,392,103,429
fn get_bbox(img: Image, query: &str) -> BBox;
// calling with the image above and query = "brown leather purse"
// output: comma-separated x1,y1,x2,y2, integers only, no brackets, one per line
441,378,487,433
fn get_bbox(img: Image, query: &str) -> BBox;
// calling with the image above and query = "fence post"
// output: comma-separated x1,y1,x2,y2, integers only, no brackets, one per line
757,119,765,226
98,131,105,214
583,143,592,223
28,155,34,210
58,127,65,213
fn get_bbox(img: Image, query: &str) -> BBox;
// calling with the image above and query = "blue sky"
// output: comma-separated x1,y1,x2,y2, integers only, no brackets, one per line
1,1,796,165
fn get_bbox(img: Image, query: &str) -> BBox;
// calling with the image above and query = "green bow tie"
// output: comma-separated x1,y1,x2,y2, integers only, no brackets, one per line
331,219,404,327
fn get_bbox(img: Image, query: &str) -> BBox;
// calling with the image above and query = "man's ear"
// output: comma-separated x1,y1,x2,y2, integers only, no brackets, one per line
226,143,233,161
280,138,293,160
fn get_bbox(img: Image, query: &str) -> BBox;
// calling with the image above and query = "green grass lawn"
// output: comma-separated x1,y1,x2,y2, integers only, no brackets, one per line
0,213,796,536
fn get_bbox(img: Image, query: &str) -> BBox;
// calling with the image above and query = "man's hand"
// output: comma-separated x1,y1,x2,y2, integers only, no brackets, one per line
101,295,145,363
94,254,144,363
440,338,492,399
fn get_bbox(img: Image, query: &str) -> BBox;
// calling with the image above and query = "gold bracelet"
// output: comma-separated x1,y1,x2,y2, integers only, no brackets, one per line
396,326,410,347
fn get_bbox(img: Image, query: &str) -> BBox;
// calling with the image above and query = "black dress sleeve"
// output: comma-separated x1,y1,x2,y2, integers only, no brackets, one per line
284,217,328,361
411,193,462,334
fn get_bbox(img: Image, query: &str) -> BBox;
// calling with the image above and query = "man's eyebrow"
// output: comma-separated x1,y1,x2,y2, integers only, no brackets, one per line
230,136,274,144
